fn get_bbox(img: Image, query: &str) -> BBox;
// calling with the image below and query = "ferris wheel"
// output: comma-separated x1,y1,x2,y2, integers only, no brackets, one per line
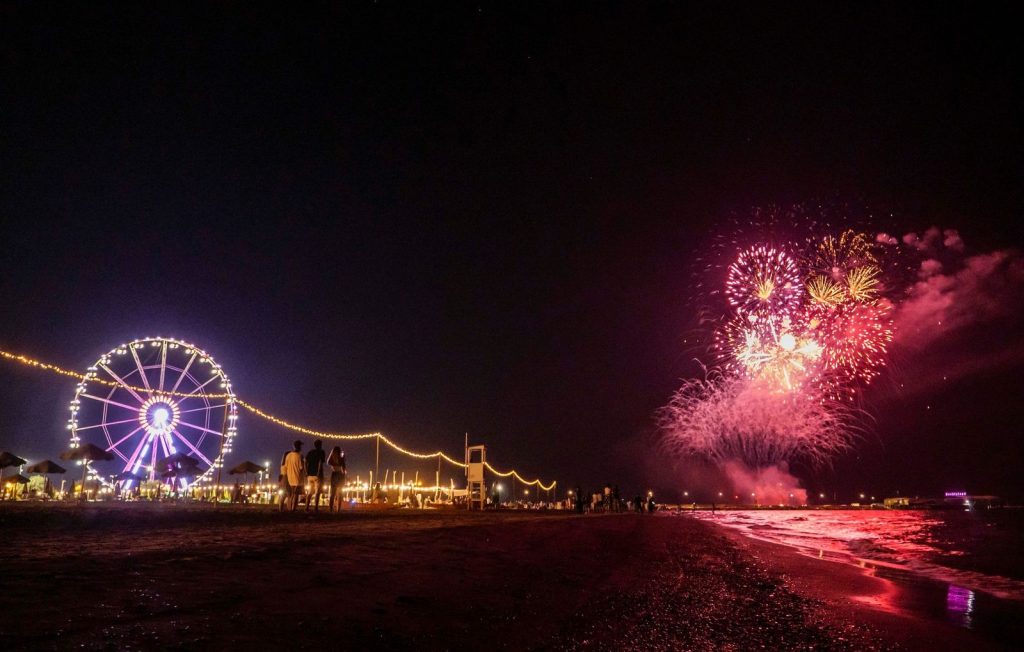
68,337,237,487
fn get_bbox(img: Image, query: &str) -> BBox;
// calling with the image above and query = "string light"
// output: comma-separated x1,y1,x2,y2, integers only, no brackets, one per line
0,347,555,490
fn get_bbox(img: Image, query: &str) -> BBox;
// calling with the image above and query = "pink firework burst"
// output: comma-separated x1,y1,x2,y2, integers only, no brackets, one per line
808,300,894,397
725,245,802,319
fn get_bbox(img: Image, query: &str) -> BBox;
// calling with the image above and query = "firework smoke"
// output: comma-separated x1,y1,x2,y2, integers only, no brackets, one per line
659,372,858,469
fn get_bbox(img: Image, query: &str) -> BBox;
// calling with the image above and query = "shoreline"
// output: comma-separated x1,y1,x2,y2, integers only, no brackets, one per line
694,512,1021,650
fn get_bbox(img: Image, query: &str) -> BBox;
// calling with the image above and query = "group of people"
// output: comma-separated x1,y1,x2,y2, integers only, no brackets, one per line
279,439,347,513
571,484,657,514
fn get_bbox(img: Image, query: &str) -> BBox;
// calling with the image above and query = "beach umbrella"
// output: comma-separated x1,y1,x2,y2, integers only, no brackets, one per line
228,461,265,486
2,473,29,499
161,465,204,496
60,444,114,500
25,460,67,498
161,466,202,479
161,452,201,471
229,461,264,475
0,451,27,493
25,460,67,474
0,451,26,468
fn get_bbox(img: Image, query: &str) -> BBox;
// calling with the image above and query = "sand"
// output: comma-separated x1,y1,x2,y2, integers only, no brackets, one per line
0,503,1008,650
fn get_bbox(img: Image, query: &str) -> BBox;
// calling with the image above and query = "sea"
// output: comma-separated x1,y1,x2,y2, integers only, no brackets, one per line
694,508,1024,644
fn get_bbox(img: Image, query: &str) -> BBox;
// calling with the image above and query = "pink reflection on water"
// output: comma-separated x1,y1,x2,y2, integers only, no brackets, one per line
696,510,1024,602
946,585,975,629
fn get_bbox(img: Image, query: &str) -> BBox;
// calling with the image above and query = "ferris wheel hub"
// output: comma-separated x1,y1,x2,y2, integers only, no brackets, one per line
139,396,180,434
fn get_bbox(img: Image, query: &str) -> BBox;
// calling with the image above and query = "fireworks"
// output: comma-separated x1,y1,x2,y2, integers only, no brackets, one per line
725,245,802,318
659,373,858,468
663,225,895,470
810,229,877,281
845,265,880,302
806,275,845,307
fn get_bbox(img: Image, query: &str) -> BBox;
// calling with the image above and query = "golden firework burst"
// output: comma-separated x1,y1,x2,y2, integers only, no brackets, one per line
846,265,880,302
807,275,846,307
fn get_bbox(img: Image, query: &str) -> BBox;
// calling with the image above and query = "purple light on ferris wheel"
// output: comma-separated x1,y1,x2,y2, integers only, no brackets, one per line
68,337,238,487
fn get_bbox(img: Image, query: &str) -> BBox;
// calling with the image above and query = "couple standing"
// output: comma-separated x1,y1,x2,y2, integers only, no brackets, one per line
279,439,348,512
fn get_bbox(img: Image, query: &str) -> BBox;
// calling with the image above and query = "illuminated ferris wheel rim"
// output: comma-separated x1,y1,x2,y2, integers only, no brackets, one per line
68,336,238,487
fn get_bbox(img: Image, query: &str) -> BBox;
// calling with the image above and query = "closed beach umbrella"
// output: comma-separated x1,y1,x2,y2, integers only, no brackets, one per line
0,451,27,496
60,444,115,500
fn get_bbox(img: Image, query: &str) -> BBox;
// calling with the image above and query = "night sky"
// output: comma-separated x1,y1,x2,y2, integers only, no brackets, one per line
2,4,1021,500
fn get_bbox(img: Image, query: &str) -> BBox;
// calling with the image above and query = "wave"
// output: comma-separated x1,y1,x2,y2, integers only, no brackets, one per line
698,510,1024,601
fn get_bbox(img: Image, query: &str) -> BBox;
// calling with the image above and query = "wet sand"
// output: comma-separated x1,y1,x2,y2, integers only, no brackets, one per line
0,503,1006,650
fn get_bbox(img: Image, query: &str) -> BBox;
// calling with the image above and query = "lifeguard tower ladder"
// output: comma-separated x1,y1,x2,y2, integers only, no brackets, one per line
466,444,486,510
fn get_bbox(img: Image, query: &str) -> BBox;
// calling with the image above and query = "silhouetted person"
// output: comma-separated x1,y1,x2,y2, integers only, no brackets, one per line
634,495,643,513
280,440,304,512
305,440,326,512
647,495,657,513
327,446,347,512
574,486,584,514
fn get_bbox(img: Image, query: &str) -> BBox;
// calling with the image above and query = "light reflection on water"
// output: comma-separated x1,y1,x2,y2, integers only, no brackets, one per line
694,509,1024,603
946,584,975,629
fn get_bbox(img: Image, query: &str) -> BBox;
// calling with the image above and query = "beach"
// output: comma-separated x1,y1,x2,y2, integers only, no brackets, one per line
0,503,1011,650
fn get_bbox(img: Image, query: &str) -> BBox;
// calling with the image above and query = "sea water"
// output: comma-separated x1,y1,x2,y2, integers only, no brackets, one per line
693,508,1024,642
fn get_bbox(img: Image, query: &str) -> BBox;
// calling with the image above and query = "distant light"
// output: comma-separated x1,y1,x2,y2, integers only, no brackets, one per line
945,491,967,498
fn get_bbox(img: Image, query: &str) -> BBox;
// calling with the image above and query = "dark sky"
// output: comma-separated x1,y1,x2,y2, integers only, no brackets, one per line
1,3,1021,500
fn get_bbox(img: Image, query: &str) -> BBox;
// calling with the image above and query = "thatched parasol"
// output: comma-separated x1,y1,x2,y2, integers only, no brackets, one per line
60,444,114,500
0,451,27,495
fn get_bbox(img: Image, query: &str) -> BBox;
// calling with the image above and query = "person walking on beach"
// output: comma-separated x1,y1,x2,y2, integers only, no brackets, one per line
305,439,327,512
327,446,347,512
280,440,304,512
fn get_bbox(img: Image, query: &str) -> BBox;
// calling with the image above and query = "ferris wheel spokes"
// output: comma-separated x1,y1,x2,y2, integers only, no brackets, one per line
158,341,167,391
169,352,197,395
106,425,147,455
177,420,225,437
178,404,227,414
98,362,149,403
128,345,152,392
75,416,139,431
171,430,213,466
182,373,221,398
81,393,139,412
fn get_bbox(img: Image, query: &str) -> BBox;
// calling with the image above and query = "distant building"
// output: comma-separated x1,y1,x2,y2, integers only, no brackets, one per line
883,493,1003,509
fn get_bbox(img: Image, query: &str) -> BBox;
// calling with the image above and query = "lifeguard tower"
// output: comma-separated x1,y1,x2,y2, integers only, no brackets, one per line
465,444,486,510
